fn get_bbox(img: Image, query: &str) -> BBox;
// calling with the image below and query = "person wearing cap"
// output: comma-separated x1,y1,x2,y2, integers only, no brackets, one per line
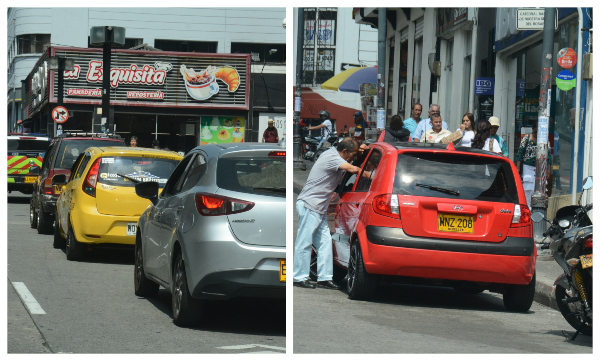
489,116,509,157
352,111,369,141
262,119,279,143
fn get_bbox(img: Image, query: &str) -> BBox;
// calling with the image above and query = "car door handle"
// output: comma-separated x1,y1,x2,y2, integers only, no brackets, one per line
176,206,184,215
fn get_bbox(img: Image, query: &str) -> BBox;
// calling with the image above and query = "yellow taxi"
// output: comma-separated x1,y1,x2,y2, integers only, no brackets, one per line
53,146,182,260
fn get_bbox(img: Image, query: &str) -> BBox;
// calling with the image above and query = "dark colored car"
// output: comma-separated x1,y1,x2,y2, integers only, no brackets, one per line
7,134,51,194
29,133,125,234
319,142,536,312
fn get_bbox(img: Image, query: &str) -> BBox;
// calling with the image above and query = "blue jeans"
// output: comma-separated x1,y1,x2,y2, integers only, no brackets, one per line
293,200,333,282
313,136,327,150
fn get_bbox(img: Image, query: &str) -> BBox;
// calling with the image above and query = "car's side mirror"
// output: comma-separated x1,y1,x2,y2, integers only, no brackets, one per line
135,181,159,205
52,174,67,185
29,166,40,175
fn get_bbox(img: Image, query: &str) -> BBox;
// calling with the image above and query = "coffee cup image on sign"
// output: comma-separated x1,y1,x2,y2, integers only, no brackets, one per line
180,65,219,100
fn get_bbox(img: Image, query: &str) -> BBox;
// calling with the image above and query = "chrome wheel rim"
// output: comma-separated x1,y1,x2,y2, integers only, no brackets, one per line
173,258,184,317
348,246,357,292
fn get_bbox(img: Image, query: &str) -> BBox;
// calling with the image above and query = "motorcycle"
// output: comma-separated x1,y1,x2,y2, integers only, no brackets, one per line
301,127,340,162
531,176,593,339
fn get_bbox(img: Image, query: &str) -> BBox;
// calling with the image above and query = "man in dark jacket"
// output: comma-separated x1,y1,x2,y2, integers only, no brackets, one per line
384,115,410,143
262,119,279,143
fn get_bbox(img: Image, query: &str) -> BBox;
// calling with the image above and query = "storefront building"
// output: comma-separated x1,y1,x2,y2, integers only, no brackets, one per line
22,46,252,153
493,8,592,202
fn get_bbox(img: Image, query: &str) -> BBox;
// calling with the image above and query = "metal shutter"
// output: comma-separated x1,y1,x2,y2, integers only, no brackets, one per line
400,27,409,43
415,17,424,40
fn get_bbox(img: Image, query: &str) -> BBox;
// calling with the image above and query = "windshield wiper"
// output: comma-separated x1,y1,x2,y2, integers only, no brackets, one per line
253,187,286,193
117,173,141,184
415,183,460,196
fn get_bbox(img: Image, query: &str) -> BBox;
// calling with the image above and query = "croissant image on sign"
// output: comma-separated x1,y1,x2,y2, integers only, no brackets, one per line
180,65,240,100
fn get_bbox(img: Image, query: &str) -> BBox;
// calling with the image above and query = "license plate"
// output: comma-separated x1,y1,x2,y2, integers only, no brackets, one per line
438,213,474,234
279,260,286,282
25,176,37,183
127,223,137,236
580,254,592,269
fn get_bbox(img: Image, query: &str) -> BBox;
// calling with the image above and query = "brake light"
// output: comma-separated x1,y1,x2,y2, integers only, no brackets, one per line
82,158,101,197
268,151,286,157
44,177,53,195
583,236,592,249
511,204,531,228
372,194,400,219
195,193,254,216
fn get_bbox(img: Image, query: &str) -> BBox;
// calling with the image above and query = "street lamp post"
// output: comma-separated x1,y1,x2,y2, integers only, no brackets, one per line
90,26,126,134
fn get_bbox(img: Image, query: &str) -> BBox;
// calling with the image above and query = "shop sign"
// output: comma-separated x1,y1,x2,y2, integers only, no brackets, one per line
516,8,558,30
200,116,245,145
516,79,525,97
556,70,576,91
557,47,577,69
474,77,495,95
304,20,336,46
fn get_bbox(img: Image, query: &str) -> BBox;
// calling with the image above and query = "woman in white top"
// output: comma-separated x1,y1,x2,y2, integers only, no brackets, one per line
471,119,502,154
457,112,476,147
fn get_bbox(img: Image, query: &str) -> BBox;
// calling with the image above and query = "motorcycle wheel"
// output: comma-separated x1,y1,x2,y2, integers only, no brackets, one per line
313,149,325,162
555,284,593,336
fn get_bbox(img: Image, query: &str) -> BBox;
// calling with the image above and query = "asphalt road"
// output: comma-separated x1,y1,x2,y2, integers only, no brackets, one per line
7,192,285,354
291,187,592,353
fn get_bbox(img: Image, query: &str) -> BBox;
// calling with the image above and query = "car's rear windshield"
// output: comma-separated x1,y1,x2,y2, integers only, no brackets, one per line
7,139,50,152
53,139,124,169
216,155,286,197
98,156,179,187
394,152,519,203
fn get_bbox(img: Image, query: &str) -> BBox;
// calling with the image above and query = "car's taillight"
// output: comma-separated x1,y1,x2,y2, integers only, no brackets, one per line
44,177,53,195
372,194,400,219
195,193,254,216
511,204,531,228
583,236,593,249
82,158,101,197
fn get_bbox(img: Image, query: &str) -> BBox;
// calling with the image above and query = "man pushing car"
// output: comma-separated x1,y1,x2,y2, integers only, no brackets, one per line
293,138,369,289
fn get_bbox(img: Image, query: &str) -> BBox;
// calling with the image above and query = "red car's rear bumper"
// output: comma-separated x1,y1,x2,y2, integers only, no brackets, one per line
360,226,536,285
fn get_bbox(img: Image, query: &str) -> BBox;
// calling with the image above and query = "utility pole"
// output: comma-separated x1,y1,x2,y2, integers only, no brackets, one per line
376,8,387,131
532,7,555,242
294,8,306,171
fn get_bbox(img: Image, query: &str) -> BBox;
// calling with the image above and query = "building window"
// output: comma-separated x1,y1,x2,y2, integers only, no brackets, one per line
231,43,285,63
153,40,217,53
302,8,337,86
17,34,50,55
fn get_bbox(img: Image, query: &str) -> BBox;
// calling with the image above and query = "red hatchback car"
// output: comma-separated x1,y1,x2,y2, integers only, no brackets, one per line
319,142,536,312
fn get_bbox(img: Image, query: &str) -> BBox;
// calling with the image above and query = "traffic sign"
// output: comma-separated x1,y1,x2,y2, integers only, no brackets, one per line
52,106,69,123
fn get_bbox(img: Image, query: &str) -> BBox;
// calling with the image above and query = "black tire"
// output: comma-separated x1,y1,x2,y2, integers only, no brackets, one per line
37,209,54,234
53,218,66,249
555,284,593,336
30,203,37,229
347,241,378,300
309,246,346,283
313,149,325,162
172,252,203,327
134,235,159,297
503,272,536,312
66,222,84,261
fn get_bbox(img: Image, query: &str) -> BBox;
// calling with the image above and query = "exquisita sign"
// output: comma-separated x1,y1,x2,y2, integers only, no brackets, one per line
30,47,249,114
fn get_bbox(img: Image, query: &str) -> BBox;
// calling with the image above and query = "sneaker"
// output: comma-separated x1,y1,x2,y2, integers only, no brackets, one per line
316,280,341,290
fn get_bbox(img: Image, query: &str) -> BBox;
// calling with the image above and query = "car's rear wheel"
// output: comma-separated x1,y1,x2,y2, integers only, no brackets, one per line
347,241,377,300
29,203,37,229
53,218,66,249
66,222,84,261
503,271,536,312
37,209,53,234
555,284,593,336
310,245,346,283
134,235,159,297
172,251,203,327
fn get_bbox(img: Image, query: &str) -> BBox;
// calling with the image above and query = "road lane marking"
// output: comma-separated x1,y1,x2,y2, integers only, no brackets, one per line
217,344,285,352
12,282,46,315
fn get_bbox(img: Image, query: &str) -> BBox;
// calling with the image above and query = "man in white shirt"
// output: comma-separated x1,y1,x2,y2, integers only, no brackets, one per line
307,110,333,150
413,104,448,141
420,113,452,143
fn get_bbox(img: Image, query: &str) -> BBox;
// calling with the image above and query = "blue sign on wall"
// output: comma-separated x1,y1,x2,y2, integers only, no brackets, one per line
474,77,495,95
517,79,525,97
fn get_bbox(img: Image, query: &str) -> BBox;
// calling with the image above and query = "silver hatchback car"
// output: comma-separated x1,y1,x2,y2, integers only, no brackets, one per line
134,143,286,326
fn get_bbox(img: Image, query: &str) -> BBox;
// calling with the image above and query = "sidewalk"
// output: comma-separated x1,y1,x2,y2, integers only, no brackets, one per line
293,162,564,311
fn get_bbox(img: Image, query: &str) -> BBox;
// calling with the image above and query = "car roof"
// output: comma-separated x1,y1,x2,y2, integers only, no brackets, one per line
191,142,285,157
83,146,183,160
377,141,505,158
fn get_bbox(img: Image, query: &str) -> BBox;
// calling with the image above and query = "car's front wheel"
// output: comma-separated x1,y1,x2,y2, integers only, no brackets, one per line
172,251,203,327
347,241,378,300
503,272,535,312
134,235,159,297
66,222,84,261
30,202,37,229
53,218,66,249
